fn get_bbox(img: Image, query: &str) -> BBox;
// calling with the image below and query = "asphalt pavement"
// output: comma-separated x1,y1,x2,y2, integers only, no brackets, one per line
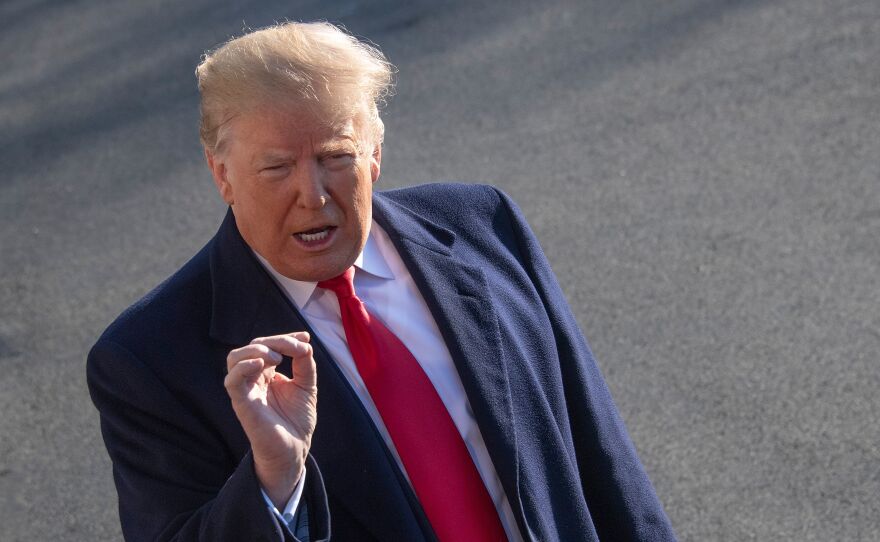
1,0,878,540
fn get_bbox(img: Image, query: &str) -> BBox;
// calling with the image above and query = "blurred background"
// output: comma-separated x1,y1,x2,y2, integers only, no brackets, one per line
1,0,878,540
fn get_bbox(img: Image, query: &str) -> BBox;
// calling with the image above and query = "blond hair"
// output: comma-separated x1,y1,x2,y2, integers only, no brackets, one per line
196,22,394,153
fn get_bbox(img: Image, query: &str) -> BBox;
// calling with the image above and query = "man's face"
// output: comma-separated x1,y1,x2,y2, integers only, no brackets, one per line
206,106,381,282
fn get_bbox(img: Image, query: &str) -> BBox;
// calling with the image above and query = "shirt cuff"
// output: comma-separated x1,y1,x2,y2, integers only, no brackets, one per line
260,467,307,527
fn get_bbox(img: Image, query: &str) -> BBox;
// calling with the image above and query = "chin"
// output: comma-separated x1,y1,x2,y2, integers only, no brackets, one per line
278,260,351,282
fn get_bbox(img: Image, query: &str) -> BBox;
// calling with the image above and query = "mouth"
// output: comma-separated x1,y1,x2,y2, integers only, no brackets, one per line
292,225,337,249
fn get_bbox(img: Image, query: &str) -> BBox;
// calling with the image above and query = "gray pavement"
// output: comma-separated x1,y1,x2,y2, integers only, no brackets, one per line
1,0,878,540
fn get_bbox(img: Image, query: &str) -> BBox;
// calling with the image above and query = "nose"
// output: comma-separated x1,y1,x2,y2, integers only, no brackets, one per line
292,158,329,210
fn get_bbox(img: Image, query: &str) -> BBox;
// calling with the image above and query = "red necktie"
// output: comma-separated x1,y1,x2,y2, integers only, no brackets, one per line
318,267,508,542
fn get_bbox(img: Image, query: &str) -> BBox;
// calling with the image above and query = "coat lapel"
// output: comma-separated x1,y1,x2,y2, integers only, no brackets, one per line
372,194,526,531
207,209,432,542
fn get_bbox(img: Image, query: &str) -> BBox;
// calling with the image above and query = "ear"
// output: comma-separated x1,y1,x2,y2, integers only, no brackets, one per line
205,148,234,205
369,143,382,184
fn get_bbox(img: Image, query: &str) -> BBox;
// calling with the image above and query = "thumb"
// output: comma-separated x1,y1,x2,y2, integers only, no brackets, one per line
291,343,317,391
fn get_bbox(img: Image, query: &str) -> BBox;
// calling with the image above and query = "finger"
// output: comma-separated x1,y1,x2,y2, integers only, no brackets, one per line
250,331,310,346
224,357,265,396
290,343,317,390
250,334,312,360
251,335,316,390
227,343,283,373
290,331,311,343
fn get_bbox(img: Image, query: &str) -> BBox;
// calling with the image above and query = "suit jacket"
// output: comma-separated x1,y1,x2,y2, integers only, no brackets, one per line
88,183,677,541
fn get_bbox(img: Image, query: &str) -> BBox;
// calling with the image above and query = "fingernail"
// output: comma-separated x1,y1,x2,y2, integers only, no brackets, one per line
269,350,283,363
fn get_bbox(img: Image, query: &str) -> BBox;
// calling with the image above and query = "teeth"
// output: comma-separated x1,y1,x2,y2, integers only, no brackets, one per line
298,229,329,242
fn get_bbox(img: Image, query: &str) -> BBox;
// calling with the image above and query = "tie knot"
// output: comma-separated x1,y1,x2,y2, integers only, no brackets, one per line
317,267,357,299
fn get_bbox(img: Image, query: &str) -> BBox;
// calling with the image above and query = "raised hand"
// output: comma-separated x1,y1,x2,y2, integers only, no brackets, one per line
224,331,318,507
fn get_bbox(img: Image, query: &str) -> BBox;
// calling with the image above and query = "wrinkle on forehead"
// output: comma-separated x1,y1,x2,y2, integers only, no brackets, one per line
214,97,373,156
228,105,372,163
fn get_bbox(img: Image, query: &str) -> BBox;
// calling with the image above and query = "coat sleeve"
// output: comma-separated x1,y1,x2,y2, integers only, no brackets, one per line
87,338,330,542
493,187,678,541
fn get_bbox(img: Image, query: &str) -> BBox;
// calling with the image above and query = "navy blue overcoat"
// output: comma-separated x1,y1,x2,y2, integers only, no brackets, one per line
88,183,677,541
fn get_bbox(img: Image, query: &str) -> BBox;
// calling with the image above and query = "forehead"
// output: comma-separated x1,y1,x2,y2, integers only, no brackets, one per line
219,105,360,155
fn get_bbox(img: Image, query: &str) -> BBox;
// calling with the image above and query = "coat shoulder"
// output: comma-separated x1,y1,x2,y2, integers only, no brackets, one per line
378,181,503,208
376,182,514,228
94,241,214,354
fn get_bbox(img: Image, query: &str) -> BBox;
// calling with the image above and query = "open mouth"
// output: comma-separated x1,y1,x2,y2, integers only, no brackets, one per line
293,225,337,245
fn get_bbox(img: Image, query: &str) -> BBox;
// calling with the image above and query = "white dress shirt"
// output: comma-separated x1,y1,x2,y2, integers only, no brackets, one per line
255,220,524,541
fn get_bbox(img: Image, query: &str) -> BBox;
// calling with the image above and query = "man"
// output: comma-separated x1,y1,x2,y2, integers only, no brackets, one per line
88,22,676,542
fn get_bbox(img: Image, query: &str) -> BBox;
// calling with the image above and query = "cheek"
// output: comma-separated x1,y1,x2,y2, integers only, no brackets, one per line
237,181,285,213
332,171,371,211
352,183,373,220
236,192,291,241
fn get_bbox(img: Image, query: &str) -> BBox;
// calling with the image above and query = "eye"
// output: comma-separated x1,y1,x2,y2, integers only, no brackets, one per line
260,164,289,174
321,153,355,169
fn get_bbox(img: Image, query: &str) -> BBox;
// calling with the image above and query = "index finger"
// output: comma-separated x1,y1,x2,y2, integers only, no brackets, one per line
251,332,316,390
250,332,312,359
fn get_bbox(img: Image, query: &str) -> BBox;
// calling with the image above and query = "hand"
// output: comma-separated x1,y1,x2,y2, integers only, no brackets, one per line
224,332,317,508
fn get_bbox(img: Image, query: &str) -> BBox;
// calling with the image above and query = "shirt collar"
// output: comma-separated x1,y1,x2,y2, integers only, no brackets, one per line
253,221,395,310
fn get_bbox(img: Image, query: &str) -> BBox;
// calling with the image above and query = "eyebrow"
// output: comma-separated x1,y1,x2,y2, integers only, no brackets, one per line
254,151,295,164
319,139,359,153
250,131,360,166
